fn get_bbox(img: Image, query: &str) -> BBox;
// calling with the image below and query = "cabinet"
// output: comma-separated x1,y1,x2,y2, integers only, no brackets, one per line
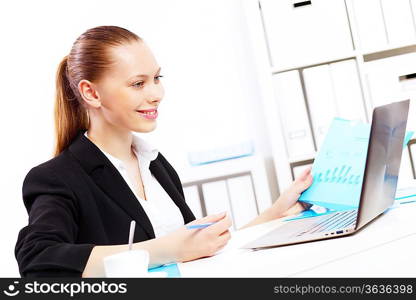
243,0,416,191
182,155,271,230
260,0,354,71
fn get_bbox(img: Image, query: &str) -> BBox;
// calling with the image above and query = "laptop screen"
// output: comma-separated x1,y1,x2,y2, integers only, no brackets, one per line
298,100,411,224
356,99,410,229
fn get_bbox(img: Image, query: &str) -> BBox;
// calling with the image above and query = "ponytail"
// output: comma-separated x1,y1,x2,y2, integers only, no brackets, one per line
53,26,142,156
53,56,89,157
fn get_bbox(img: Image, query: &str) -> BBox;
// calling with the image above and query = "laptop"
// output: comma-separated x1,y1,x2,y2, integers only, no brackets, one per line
243,99,410,249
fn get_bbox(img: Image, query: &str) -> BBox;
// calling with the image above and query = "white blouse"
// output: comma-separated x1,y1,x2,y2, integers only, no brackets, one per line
84,131,185,238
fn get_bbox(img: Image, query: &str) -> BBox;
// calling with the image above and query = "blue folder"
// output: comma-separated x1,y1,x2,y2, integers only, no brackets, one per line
148,263,181,277
298,117,413,211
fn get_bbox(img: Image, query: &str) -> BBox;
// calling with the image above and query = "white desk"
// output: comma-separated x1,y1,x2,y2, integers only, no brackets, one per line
178,201,416,277
296,233,416,277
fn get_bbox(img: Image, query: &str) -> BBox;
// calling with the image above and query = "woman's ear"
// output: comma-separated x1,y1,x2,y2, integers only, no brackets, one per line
78,79,101,109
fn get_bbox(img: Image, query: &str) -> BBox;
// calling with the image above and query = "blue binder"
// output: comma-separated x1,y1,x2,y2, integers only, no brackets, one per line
298,117,413,211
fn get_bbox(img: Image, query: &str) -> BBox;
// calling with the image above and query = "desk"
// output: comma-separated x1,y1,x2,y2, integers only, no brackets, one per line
178,201,416,277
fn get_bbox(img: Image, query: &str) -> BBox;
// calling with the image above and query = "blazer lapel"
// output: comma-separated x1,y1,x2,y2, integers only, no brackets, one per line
150,157,195,224
90,166,155,239
68,131,155,239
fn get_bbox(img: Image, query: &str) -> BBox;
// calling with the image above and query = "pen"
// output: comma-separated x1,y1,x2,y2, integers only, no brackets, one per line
186,222,216,229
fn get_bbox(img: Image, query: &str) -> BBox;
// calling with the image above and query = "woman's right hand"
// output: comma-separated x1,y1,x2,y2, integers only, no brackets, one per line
162,211,232,263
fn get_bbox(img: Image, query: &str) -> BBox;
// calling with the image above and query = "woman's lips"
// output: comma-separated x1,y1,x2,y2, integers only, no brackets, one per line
137,109,158,120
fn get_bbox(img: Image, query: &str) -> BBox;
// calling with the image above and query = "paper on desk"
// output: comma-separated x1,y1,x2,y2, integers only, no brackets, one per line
299,117,413,211
177,218,289,277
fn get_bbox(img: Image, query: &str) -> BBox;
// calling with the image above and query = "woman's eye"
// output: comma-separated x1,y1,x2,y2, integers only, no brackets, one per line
133,81,144,88
132,76,163,87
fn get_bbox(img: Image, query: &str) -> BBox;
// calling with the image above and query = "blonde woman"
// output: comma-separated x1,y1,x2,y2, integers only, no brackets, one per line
15,26,313,277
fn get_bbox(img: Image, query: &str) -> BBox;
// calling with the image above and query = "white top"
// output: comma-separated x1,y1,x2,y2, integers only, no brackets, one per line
84,131,185,237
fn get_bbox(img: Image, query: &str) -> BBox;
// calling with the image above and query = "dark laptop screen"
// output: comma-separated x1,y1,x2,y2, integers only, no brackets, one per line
357,100,410,229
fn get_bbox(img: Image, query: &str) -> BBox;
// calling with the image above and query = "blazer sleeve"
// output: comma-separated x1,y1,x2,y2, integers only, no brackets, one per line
15,165,95,278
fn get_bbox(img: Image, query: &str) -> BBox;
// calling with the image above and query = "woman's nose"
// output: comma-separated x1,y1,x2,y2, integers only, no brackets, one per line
147,83,164,104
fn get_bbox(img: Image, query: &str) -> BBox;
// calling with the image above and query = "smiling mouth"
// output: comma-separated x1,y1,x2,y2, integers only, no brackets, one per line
136,110,157,115
136,109,158,119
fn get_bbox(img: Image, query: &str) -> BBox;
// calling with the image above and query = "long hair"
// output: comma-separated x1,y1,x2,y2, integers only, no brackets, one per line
54,25,142,156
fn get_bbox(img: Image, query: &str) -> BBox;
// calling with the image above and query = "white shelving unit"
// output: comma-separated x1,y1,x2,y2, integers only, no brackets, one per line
243,0,416,192
181,154,272,230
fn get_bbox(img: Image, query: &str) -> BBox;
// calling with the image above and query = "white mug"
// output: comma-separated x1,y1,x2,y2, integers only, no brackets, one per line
103,249,149,278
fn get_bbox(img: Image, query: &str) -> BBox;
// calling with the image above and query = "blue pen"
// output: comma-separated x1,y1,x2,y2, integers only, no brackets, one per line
186,222,216,229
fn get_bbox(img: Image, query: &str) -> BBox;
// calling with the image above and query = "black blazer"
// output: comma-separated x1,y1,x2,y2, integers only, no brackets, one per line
15,130,195,278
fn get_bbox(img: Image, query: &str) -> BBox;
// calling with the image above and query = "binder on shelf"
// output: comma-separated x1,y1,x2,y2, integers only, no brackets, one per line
381,0,416,46
363,53,416,132
364,60,405,108
260,0,353,70
201,180,235,229
329,59,367,122
272,70,315,159
303,60,366,149
183,185,203,219
351,0,387,51
226,175,258,230
303,64,338,149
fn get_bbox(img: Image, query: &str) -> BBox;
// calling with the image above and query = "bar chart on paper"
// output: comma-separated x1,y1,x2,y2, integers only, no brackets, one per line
299,117,414,211
299,118,370,210
314,165,362,185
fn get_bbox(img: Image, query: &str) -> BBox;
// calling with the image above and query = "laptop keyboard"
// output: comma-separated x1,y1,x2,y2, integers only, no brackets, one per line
296,210,357,237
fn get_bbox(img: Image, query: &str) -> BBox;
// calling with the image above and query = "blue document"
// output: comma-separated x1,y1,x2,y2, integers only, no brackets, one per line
148,263,181,277
299,117,413,211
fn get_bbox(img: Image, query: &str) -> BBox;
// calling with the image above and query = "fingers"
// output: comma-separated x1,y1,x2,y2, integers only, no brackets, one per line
218,230,231,242
205,213,232,235
287,202,306,215
212,230,231,253
295,171,313,191
303,173,313,188
297,166,312,181
186,211,227,226
216,230,231,249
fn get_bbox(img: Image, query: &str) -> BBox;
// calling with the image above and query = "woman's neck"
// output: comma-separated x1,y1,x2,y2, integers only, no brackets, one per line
86,124,135,163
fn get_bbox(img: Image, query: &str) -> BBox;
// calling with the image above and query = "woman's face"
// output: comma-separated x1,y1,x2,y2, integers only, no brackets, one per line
93,41,164,133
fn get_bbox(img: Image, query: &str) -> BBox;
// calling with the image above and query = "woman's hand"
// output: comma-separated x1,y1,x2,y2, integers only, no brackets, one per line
240,167,313,229
271,166,313,218
160,212,232,263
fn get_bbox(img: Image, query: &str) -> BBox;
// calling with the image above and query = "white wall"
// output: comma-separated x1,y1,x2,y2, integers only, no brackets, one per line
0,0,274,276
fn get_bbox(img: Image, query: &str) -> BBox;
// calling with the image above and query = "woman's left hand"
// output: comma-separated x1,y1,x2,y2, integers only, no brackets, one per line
271,167,314,218
239,167,314,229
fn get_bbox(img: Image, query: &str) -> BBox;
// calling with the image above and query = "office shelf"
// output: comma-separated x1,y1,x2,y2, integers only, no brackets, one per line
243,0,416,192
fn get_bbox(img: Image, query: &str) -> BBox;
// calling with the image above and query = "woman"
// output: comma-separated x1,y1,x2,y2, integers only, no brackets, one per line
15,25,313,278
